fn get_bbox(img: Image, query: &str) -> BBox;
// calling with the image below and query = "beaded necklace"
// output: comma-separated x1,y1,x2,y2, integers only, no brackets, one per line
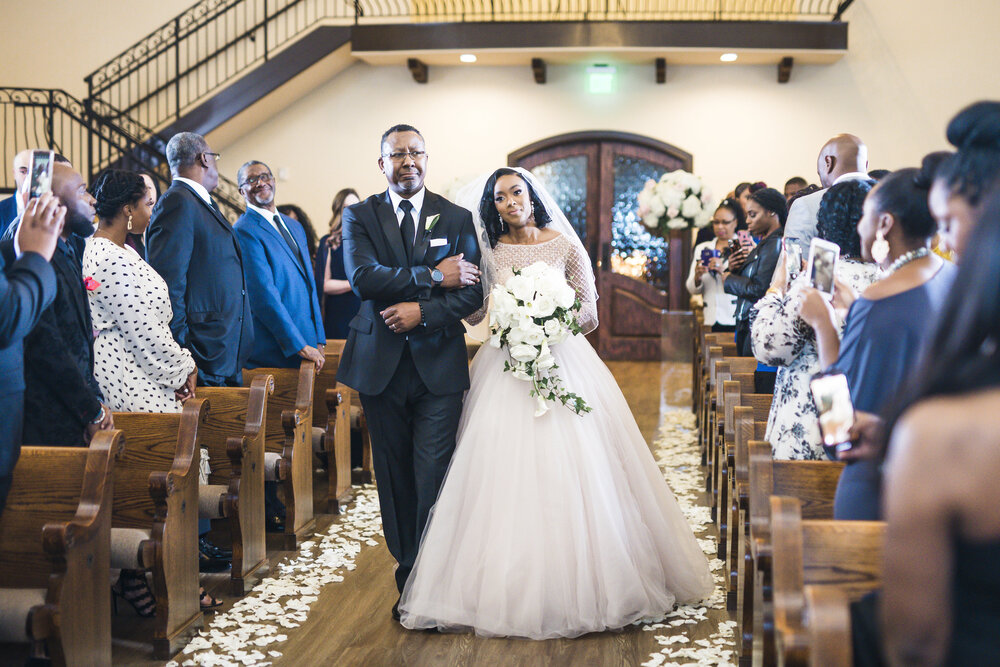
885,247,931,275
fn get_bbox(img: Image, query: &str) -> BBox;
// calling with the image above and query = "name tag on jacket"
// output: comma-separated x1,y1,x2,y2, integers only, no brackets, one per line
429,238,448,247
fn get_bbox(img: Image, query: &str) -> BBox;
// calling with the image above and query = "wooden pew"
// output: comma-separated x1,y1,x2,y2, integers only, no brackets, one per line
725,402,768,612
324,339,374,485
745,444,844,667
709,357,757,525
243,361,316,549
111,400,207,659
314,350,352,513
0,433,121,667
715,367,760,558
770,496,884,667
197,376,273,595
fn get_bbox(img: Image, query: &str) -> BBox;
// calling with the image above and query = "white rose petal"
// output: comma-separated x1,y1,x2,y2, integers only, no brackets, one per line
509,343,539,362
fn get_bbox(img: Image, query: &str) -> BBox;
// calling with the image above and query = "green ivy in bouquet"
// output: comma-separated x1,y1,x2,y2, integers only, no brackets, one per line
488,261,593,418
636,169,713,236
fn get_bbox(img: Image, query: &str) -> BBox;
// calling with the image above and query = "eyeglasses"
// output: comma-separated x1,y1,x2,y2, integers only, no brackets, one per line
201,152,221,162
711,218,737,225
381,150,427,163
240,172,273,188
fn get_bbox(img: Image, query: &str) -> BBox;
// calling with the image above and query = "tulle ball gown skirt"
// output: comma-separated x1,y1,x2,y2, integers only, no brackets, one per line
398,334,714,639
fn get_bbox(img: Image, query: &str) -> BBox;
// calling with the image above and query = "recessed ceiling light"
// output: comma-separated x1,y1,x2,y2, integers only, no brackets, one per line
460,54,477,63
720,53,738,62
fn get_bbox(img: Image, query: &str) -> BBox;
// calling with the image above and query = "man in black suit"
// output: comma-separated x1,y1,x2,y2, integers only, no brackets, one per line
0,150,30,234
8,164,114,448
337,124,482,617
147,132,253,387
0,193,63,513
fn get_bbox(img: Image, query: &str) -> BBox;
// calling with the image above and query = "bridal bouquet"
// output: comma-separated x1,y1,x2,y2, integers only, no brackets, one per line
488,262,592,418
636,169,713,235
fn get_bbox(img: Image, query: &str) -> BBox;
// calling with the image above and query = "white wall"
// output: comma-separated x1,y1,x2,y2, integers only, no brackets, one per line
210,0,1000,233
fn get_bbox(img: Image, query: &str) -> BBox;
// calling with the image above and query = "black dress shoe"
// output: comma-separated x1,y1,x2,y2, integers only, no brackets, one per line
392,597,401,621
199,537,233,560
265,514,286,533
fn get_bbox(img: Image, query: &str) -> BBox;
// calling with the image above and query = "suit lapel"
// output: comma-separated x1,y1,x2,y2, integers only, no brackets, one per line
54,243,90,335
376,192,408,267
412,191,440,267
252,210,308,280
175,181,233,233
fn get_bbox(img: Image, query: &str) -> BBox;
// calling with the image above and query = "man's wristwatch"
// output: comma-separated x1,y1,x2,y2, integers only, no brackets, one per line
430,268,444,286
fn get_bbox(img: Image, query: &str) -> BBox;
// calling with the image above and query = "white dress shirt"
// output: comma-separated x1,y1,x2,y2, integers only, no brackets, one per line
245,201,298,248
387,187,426,245
784,172,871,252
686,239,739,326
172,176,213,206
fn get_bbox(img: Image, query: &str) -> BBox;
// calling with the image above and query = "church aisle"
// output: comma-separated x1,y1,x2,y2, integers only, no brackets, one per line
154,362,735,667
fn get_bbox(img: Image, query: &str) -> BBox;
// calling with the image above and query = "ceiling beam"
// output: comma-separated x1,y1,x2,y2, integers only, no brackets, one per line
532,58,546,84
407,57,428,83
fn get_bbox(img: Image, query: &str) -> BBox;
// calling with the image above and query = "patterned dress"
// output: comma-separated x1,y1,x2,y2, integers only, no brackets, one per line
749,259,880,460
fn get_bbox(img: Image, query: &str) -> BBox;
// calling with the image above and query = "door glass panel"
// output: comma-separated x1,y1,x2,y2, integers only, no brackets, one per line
611,155,668,288
530,156,587,244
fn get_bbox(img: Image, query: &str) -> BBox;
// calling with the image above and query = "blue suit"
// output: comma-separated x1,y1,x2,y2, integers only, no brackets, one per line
234,209,325,369
0,246,57,513
0,196,18,237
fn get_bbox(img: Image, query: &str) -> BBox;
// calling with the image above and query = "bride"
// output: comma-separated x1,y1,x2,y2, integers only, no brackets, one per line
398,167,713,639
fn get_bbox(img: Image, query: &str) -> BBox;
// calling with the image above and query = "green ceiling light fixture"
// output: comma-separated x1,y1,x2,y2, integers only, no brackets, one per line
587,64,616,95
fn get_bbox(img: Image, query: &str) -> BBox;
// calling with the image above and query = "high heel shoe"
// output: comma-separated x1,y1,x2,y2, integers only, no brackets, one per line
200,586,223,612
112,569,156,618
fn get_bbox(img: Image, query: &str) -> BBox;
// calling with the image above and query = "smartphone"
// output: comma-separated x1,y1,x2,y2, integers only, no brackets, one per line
737,230,752,246
783,237,803,281
28,150,54,199
809,371,855,453
700,247,720,267
806,238,840,295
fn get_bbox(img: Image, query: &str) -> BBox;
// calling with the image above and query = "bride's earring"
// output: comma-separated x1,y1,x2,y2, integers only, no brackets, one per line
871,229,889,264
127,213,133,232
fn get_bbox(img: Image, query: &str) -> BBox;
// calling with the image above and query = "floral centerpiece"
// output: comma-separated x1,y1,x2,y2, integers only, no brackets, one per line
636,169,713,236
488,261,592,417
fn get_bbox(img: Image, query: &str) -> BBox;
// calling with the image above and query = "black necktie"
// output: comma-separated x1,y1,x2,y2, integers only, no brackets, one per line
274,214,304,269
398,200,416,264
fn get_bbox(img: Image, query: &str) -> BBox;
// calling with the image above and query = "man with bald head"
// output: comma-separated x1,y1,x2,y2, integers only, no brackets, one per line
784,134,870,251
1,162,114,447
0,150,31,232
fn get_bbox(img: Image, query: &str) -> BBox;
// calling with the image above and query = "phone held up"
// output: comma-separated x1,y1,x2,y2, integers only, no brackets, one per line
28,150,54,200
809,370,855,455
806,237,840,296
783,237,803,281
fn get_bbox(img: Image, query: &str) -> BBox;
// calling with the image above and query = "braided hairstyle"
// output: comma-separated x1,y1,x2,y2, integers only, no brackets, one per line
935,100,1000,206
91,169,147,222
816,179,874,258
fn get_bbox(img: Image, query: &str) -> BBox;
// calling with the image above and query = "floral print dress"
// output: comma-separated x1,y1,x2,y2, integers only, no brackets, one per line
748,259,880,460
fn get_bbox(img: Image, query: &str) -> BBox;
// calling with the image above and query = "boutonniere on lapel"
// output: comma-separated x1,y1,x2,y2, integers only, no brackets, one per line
424,214,441,235
83,276,101,291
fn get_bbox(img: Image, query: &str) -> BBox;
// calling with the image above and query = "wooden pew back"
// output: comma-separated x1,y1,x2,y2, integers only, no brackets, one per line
0,433,121,666
313,351,351,511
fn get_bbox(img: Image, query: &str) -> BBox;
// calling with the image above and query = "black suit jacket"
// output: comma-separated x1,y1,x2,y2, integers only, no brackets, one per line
146,181,254,380
2,238,104,446
0,196,17,236
336,190,483,396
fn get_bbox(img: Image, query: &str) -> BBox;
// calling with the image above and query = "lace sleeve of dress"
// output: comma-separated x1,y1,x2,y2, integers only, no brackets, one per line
465,296,489,326
564,238,599,333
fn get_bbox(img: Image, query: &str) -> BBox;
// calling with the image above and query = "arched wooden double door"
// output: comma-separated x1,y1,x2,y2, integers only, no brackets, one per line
510,131,691,361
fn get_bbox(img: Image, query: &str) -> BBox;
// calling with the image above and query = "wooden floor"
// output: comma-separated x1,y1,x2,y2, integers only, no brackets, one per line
85,361,730,666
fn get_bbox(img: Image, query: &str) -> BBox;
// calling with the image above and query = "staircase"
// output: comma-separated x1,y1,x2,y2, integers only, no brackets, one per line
2,0,854,216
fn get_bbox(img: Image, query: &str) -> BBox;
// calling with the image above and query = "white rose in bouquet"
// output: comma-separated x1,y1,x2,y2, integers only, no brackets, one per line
506,274,535,303
556,283,576,309
521,323,547,346
543,318,562,337
667,217,688,230
519,261,548,280
642,213,660,229
695,208,713,228
509,343,539,363
682,172,702,194
681,193,703,219
529,294,557,319
658,184,684,210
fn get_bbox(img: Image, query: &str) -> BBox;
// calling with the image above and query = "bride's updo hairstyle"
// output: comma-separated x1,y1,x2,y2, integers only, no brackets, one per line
935,100,1000,206
479,168,552,248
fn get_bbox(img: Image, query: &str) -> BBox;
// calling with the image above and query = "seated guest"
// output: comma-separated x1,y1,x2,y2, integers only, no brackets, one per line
750,180,879,460
278,204,318,261
84,169,198,412
234,160,325,371
1,163,113,447
723,187,787,356
846,190,1000,666
799,167,957,520
146,132,254,387
929,100,1000,260
315,188,361,339
784,176,808,200
0,193,63,513
686,197,744,333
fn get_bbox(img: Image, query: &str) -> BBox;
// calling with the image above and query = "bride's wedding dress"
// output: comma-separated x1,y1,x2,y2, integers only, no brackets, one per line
398,234,714,639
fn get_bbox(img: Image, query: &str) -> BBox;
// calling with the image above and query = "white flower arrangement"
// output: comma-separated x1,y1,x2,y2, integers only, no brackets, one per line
637,169,713,235
488,261,592,417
